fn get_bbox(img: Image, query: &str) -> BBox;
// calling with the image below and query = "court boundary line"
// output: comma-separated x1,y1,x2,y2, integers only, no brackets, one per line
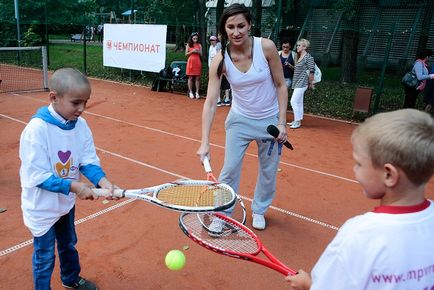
85,111,358,184
0,112,340,258
10,94,359,184
0,199,135,257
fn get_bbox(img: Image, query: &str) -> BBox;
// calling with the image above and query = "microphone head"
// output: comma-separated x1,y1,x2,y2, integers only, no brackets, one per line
266,125,279,138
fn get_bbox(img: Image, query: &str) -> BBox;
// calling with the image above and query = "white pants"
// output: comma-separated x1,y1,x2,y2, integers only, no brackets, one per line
290,86,308,121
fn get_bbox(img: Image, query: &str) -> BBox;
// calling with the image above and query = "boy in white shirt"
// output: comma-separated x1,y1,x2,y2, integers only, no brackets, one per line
286,109,434,289
19,68,118,290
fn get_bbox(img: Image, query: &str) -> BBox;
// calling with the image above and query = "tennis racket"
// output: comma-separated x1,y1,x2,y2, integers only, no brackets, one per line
200,157,247,235
93,179,236,213
179,212,297,276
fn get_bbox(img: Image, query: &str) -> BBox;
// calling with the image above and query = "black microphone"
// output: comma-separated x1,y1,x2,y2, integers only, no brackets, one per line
267,125,294,150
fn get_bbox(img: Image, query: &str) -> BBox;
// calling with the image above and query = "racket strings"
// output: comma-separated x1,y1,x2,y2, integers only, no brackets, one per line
181,213,259,254
156,184,233,207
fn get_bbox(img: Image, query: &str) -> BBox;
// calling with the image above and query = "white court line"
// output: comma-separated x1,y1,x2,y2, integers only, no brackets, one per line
0,199,135,257
0,100,343,256
5,93,358,184
85,110,358,184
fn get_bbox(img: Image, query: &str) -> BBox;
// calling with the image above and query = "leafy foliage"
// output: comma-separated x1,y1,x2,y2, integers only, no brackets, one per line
22,25,43,46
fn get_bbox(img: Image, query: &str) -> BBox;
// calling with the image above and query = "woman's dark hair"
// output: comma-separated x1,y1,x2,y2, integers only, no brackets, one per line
415,49,433,60
217,4,252,77
188,32,199,48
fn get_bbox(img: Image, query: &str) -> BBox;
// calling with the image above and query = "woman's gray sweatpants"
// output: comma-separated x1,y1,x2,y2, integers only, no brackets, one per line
218,110,282,215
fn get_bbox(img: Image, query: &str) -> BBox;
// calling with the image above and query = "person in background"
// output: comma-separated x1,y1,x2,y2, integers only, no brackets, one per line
197,3,288,231
279,40,295,88
403,48,434,109
209,35,231,107
185,32,203,99
19,68,119,290
287,38,315,129
423,63,434,113
97,24,103,42
285,109,434,290
208,35,220,68
219,76,232,107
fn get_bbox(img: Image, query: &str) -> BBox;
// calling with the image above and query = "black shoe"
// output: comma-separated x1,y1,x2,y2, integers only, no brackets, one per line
62,277,97,290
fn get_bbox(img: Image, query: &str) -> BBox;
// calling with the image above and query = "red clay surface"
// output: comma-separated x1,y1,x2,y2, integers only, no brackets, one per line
1,79,433,289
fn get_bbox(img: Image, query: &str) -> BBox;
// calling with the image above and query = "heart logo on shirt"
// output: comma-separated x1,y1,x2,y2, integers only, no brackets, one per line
58,150,71,164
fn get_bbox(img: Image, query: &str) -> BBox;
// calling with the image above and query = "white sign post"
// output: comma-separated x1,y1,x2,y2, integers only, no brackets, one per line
103,24,167,73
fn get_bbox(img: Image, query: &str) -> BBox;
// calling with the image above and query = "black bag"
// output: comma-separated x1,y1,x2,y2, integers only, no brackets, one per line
401,71,419,88
159,66,173,79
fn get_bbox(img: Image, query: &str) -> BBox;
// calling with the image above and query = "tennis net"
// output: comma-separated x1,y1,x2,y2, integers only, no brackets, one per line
0,46,49,93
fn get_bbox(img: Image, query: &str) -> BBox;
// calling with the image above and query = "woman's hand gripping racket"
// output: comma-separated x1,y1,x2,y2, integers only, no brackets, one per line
179,212,297,276
199,157,246,236
92,179,236,213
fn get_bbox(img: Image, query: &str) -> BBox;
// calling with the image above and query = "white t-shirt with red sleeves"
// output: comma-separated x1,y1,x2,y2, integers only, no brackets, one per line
311,199,434,290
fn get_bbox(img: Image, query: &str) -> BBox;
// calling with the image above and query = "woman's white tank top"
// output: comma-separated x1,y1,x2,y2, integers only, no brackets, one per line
224,37,278,119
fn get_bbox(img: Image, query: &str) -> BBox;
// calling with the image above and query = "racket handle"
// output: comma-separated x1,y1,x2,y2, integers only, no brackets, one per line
203,156,218,182
92,188,125,198
203,156,212,173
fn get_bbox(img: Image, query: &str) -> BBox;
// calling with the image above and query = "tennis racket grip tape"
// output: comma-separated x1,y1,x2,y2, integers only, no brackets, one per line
203,156,218,182
203,156,212,173
92,188,125,198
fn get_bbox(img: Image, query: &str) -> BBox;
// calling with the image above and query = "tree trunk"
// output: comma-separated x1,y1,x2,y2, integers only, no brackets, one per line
216,0,225,35
340,0,360,83
340,30,359,83
175,17,183,51
252,0,262,37
198,0,207,61
417,1,434,53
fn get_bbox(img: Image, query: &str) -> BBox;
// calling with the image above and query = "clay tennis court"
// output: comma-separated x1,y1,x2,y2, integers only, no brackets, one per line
1,78,433,289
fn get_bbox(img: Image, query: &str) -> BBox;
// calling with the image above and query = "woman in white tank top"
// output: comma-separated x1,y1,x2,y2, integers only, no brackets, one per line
197,4,288,230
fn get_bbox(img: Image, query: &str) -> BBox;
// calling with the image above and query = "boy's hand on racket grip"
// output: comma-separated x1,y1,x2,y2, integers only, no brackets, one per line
97,177,122,200
75,183,98,200
92,188,125,199
285,269,311,290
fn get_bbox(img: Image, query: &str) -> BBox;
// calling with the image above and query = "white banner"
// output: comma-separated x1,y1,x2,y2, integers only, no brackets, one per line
103,24,167,72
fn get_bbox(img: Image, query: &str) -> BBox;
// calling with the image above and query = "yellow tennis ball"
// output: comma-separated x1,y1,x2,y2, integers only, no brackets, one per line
165,249,186,270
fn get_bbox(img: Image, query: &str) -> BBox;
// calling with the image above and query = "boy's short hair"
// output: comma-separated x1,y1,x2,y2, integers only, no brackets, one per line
352,109,434,185
48,68,90,97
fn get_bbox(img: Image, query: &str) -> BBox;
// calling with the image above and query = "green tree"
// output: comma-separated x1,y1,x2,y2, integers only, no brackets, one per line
335,0,360,83
22,25,43,46
198,0,207,60
417,0,434,54
252,0,262,37
216,0,225,34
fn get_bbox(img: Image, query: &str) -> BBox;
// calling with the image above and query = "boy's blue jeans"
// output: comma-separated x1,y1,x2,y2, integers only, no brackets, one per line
32,206,81,290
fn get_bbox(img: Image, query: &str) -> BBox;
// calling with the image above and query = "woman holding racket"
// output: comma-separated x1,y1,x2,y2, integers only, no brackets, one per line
197,3,288,230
